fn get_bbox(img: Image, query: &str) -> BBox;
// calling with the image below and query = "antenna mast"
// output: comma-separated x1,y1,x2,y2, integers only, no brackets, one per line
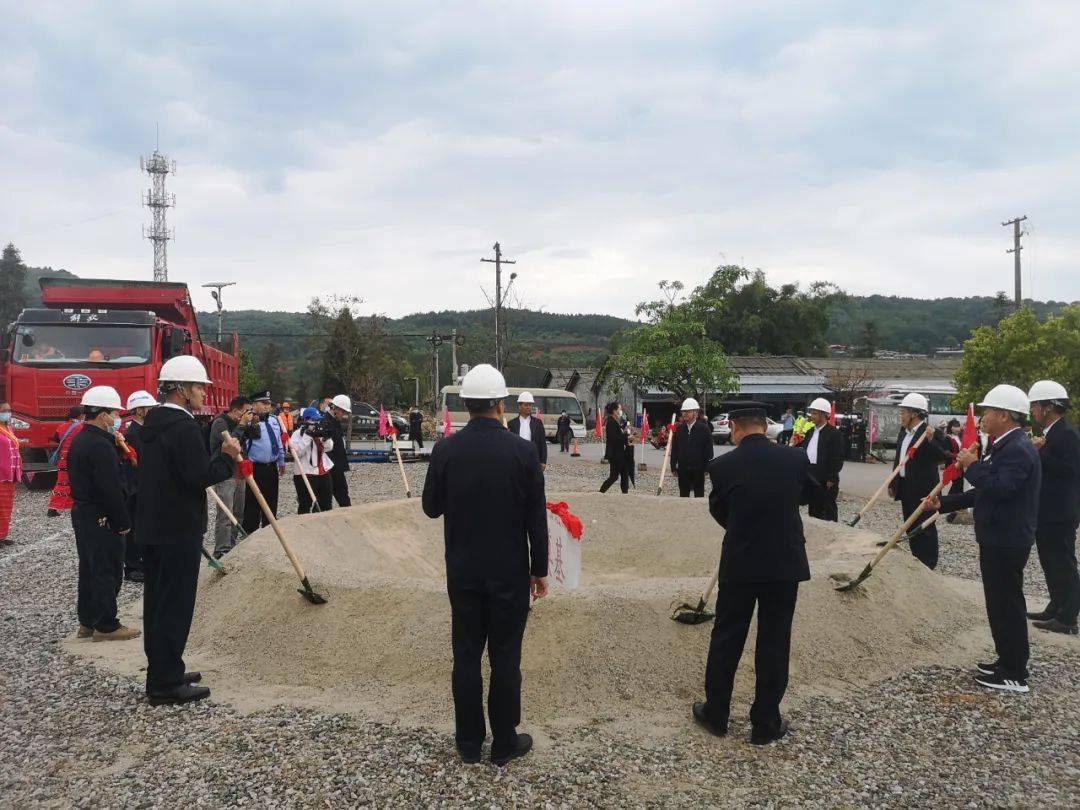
141,147,176,282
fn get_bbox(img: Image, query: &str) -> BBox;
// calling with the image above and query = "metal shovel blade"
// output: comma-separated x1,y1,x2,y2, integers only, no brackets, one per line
834,564,872,592
846,514,862,528
671,598,714,625
297,577,328,605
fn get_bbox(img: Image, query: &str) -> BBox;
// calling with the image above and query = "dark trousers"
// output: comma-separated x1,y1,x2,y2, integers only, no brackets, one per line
677,468,706,498
704,580,798,736
900,491,939,570
447,578,530,752
808,485,838,522
242,462,279,534
142,540,201,692
124,494,143,575
559,433,571,452
1035,522,1080,624
600,459,629,494
294,473,333,514
72,507,124,632
978,544,1031,680
330,467,351,508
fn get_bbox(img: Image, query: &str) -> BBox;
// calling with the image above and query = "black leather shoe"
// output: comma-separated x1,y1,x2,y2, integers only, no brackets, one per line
124,570,145,583
1027,605,1056,621
183,671,203,684
750,718,790,745
491,733,533,766
456,744,482,764
147,684,211,706
1033,618,1079,635
691,701,728,737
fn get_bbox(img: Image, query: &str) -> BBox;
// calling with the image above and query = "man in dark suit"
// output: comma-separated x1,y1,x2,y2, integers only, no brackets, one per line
801,398,844,522
599,401,630,494
935,385,1042,693
888,393,951,569
693,403,811,745
1026,380,1079,635
423,365,549,766
409,407,426,451
325,394,352,507
507,391,547,472
671,397,714,498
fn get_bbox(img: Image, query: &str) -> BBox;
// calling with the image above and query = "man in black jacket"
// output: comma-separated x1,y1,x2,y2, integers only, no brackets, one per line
671,397,714,498
120,389,157,582
599,402,630,494
693,403,811,745
801,398,844,522
136,356,240,705
1026,380,1080,635
507,391,547,471
888,393,950,569
409,407,425,451
935,384,1041,693
68,386,140,642
556,411,573,453
325,394,352,507
423,364,548,766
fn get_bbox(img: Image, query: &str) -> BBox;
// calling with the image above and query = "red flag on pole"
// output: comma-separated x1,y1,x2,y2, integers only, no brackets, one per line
829,401,837,427
378,406,388,438
442,406,452,438
942,403,978,485
640,410,650,444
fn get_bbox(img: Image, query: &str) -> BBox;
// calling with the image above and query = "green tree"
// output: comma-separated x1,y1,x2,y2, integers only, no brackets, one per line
292,374,310,408
859,320,881,357
0,243,28,329
952,306,1080,409
237,347,262,396
609,281,736,400
992,291,1011,323
257,342,285,398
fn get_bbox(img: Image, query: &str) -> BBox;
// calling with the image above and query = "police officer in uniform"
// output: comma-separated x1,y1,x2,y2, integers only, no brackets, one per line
507,391,548,471
1026,380,1080,635
934,384,1041,692
241,389,285,534
693,403,811,744
68,386,141,642
670,397,714,498
888,393,950,569
800,398,844,521
137,356,241,705
325,394,352,507
422,364,548,765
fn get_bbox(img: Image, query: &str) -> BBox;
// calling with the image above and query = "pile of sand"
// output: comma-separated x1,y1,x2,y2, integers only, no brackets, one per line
176,493,984,729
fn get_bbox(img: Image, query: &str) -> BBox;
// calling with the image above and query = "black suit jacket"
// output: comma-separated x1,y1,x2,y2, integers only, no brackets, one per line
507,415,548,465
68,424,131,533
802,422,844,489
707,434,812,583
1037,417,1080,527
671,419,714,473
891,423,950,501
603,415,628,462
940,428,1041,548
422,417,549,582
322,413,350,472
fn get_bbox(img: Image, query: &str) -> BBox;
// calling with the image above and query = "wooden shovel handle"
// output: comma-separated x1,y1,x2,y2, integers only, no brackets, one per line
854,429,931,520
656,413,677,494
864,478,946,570
244,472,308,582
206,485,242,528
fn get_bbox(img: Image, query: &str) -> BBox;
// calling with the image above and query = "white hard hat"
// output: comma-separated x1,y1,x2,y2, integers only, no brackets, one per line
158,355,212,385
460,363,509,400
81,385,122,410
1028,379,1069,404
517,391,535,404
125,390,157,411
808,397,832,414
681,397,700,412
898,392,929,413
978,384,1030,416
331,394,352,412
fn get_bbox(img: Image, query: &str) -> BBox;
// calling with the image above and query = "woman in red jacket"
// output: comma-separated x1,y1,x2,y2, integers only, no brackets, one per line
47,407,84,517
0,401,22,546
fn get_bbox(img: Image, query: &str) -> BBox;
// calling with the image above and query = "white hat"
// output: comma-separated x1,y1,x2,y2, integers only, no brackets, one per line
808,397,832,414
517,391,535,404
81,385,122,409
978,384,1030,416
898,392,929,413
680,397,700,412
158,355,211,385
331,394,352,412
460,364,509,400
125,390,157,411
1027,380,1069,404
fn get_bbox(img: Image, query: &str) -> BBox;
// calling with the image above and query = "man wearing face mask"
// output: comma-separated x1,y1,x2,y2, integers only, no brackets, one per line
67,386,140,642
241,390,286,534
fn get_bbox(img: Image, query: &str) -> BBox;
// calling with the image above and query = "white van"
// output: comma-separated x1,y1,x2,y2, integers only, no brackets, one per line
439,386,587,440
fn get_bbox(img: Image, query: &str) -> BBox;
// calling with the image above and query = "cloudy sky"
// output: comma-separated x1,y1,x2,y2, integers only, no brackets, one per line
3,1,1078,318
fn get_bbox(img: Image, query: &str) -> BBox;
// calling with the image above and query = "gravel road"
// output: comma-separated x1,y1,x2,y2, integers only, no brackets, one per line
2,452,1077,807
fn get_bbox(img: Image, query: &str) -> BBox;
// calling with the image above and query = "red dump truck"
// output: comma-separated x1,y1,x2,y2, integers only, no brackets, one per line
0,278,239,486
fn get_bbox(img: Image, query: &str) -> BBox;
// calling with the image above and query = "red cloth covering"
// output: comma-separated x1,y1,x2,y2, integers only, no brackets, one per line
546,501,583,540
237,458,254,479
0,481,15,539
47,421,83,512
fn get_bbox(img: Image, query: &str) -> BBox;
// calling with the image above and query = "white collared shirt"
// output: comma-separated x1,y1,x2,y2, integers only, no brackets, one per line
806,427,820,464
518,415,531,440
898,421,924,478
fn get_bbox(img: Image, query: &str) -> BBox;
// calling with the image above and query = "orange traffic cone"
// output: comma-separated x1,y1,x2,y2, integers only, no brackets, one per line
571,438,581,457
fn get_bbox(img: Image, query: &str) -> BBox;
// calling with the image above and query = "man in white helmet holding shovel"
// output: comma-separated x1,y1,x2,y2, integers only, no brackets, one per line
671,397,713,498
136,355,242,706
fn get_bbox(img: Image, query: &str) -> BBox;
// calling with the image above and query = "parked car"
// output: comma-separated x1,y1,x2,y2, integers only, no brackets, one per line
765,417,783,441
349,401,408,438
711,413,730,444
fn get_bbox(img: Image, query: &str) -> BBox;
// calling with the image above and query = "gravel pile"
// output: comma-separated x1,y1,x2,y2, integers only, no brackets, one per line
2,458,1077,807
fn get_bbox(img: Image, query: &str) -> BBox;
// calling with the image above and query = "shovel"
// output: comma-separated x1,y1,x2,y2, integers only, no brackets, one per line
199,546,227,575
207,485,249,543
656,414,677,496
671,567,720,625
846,429,930,527
835,478,946,592
389,426,412,498
284,433,323,513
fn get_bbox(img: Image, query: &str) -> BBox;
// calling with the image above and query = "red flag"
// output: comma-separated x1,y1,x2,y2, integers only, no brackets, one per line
442,406,452,438
387,412,397,437
378,406,388,438
640,410,650,444
829,401,837,426
942,403,978,485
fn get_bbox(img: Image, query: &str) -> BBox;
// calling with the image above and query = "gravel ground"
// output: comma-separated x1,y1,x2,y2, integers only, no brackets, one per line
2,450,1078,807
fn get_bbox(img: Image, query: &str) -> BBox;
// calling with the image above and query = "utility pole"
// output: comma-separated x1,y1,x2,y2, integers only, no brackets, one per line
141,139,176,282
481,242,516,370
202,282,235,345
1001,215,1028,310
450,328,458,382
